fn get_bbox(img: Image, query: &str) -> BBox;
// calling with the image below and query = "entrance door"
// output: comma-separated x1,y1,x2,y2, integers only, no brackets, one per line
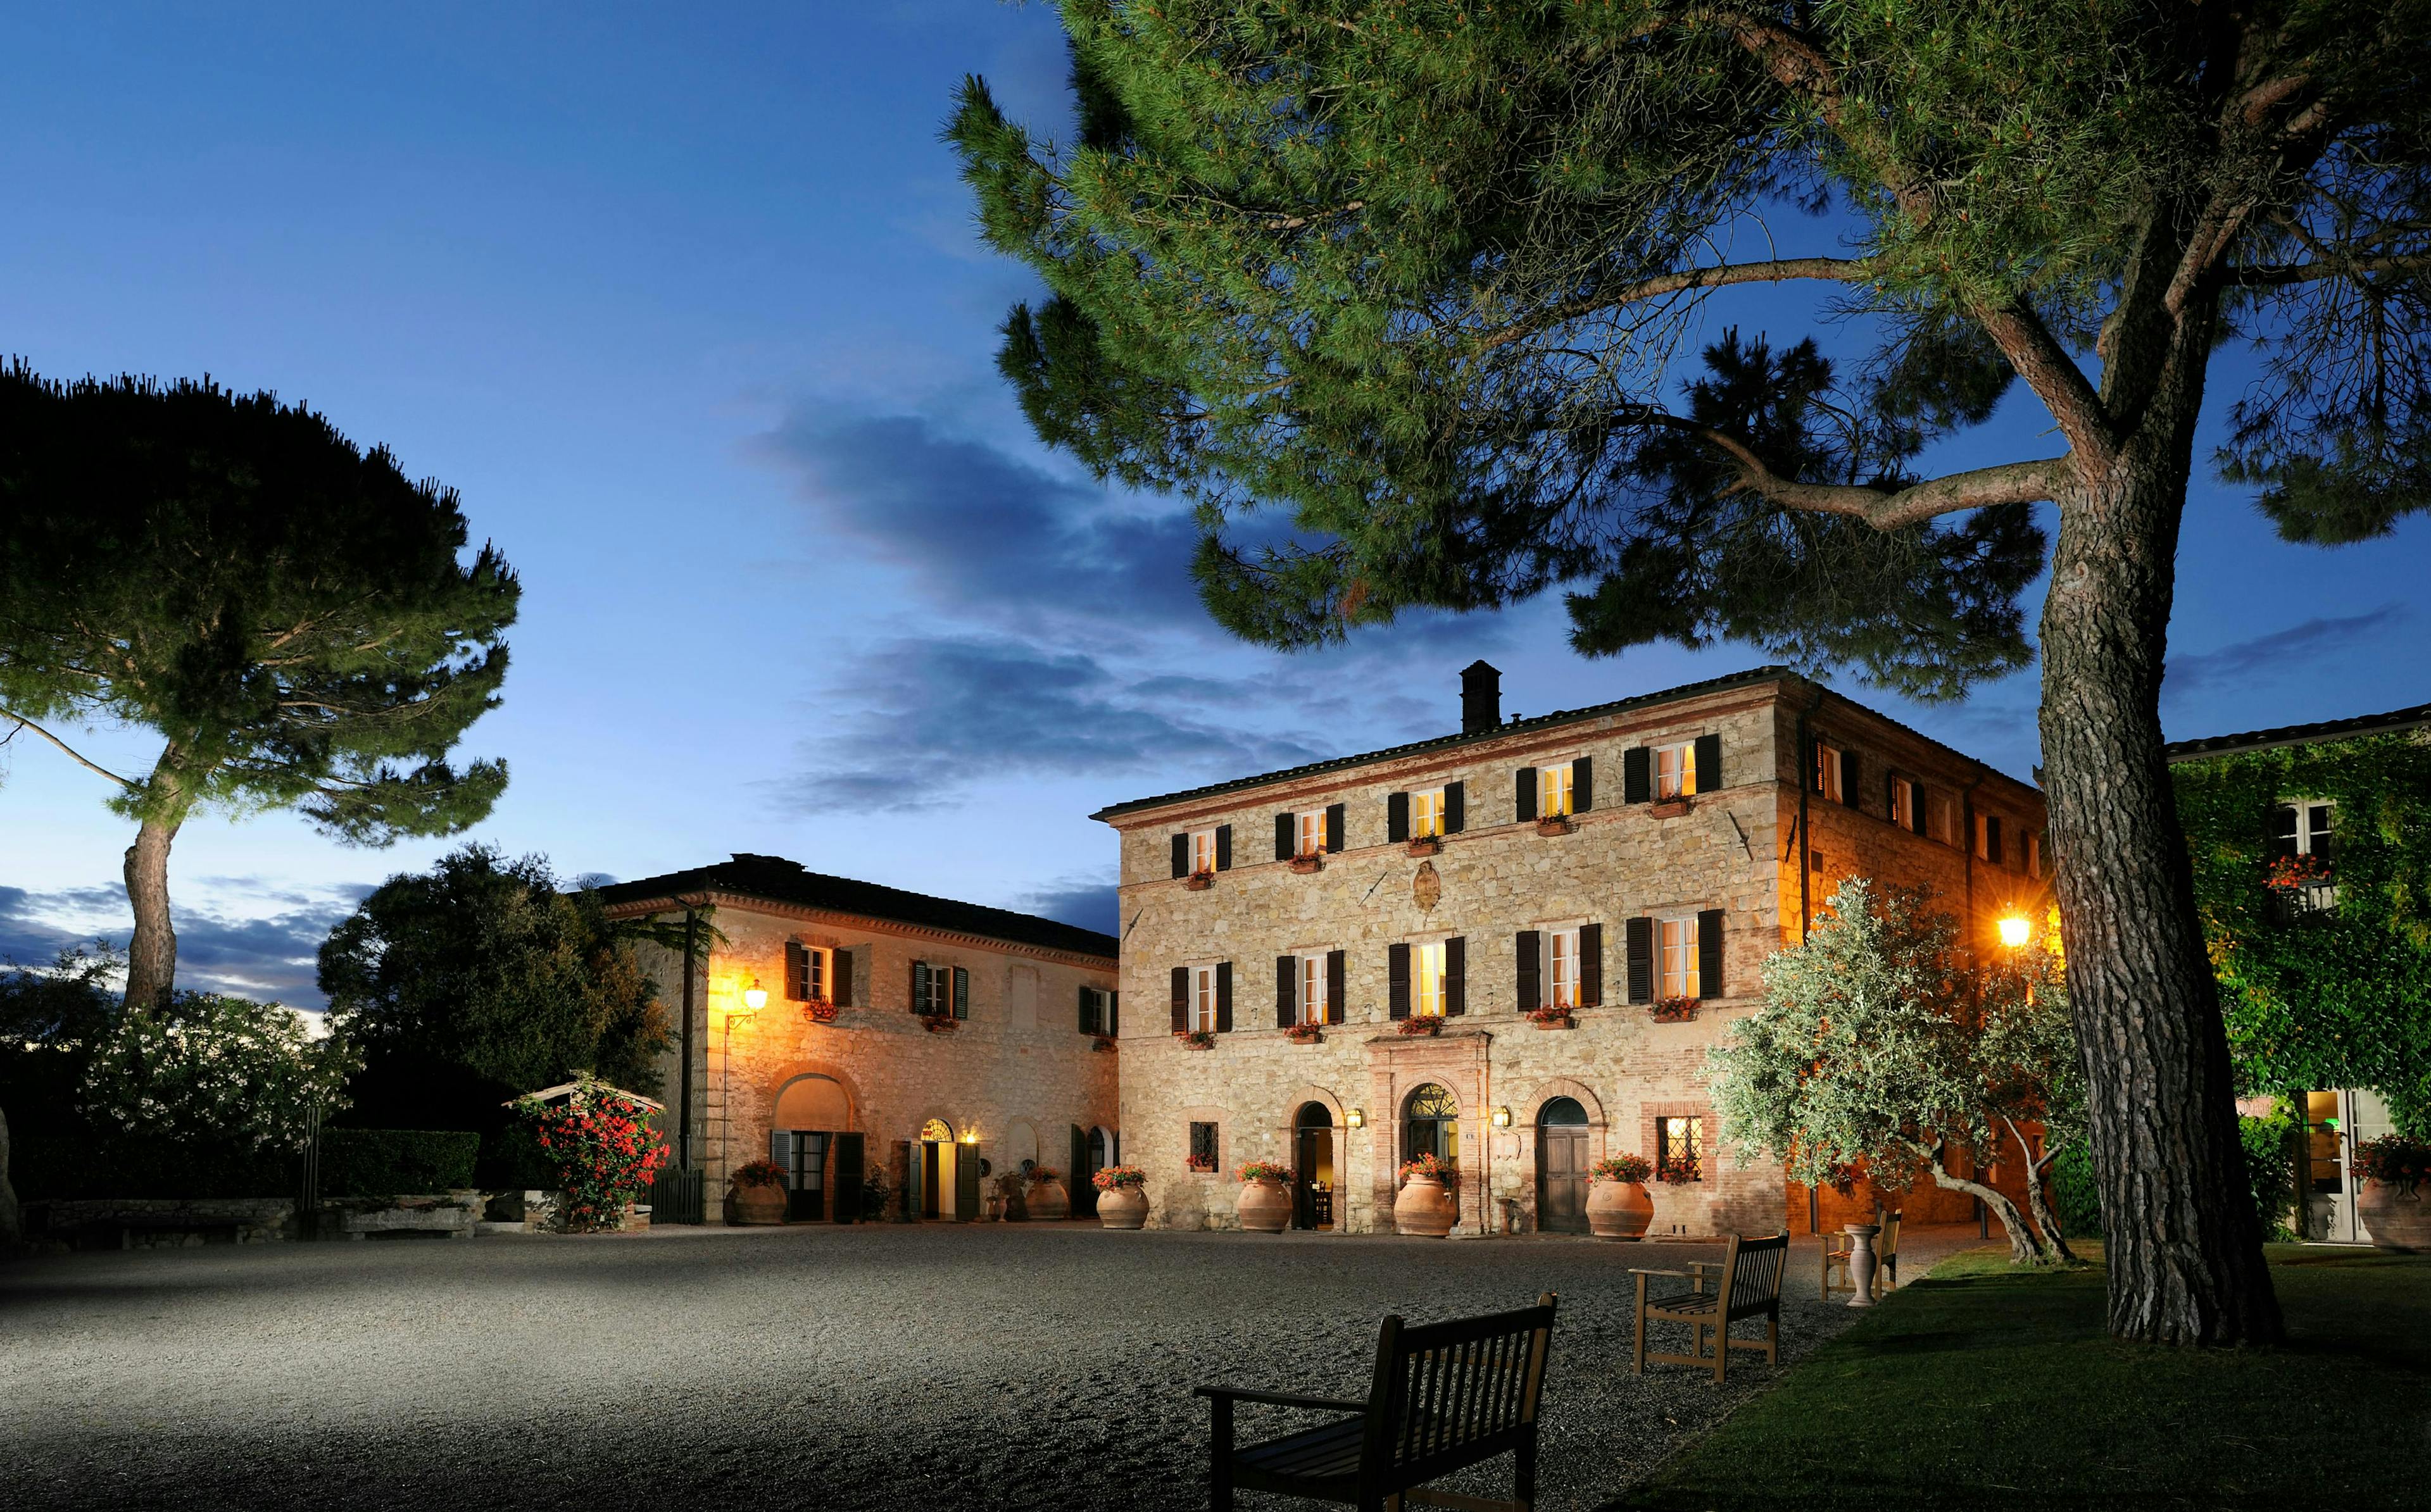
1293,1103,1335,1230
1536,1097,1589,1234
772,1131,828,1221
1077,1126,1106,1218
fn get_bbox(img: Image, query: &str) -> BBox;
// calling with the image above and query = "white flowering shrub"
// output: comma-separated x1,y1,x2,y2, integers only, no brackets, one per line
79,992,361,1152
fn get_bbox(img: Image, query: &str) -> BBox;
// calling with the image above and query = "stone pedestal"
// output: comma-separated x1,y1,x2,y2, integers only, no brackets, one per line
1842,1223,1881,1307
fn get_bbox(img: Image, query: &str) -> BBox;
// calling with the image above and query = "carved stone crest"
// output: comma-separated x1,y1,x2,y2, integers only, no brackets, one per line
1412,860,1442,911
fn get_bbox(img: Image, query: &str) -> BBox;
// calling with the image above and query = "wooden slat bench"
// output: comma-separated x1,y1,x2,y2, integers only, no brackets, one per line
1631,1231,1788,1383
1196,1292,1559,1511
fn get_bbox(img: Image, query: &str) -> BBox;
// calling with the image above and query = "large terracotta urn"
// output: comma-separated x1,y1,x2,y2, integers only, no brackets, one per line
1098,1185,1148,1230
1236,1177,1291,1233
1027,1177,1072,1222
1588,1180,1654,1241
2359,1179,2431,1252
727,1183,786,1226
1394,1175,1457,1237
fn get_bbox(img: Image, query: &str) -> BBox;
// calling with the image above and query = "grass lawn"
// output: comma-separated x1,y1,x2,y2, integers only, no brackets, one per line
1617,1242,2430,1511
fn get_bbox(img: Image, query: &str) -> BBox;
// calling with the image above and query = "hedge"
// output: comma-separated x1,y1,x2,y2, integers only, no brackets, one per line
7,1133,294,1201
318,1128,479,1196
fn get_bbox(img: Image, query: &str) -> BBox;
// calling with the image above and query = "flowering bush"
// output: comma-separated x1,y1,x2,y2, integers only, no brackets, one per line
731,1158,787,1189
79,991,361,1153
2264,853,2332,891
1592,1154,1653,1183
512,1075,669,1233
1235,1160,1294,1182
1092,1164,1147,1190
2354,1134,2431,1192
1398,1152,1455,1182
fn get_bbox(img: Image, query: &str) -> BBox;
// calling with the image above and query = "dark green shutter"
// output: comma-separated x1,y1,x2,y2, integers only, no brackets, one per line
1624,746,1652,804
831,1132,864,1224
1572,755,1593,812
1171,966,1188,1032
952,966,969,1019
1697,909,1724,998
1388,942,1411,1019
1276,955,1298,1027
834,946,855,1007
1444,936,1466,1015
1214,824,1233,870
1276,813,1295,861
1324,803,1345,853
1515,930,1540,1011
912,960,931,1014
1325,951,1346,1025
1515,768,1536,822
1695,733,1722,792
1079,984,1095,1034
1626,918,1654,1004
1171,834,1189,878
1388,790,1410,842
1214,961,1233,1032
1444,780,1465,834
1580,922,1604,1006
1108,990,1119,1035
786,941,808,1001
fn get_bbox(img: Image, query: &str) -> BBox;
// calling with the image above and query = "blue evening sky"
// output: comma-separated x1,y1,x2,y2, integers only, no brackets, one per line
4,4,2425,1008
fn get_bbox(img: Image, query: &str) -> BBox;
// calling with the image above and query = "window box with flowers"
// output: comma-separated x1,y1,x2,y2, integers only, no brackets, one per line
1524,1005,1575,1030
1393,1152,1459,1237
1234,1159,1295,1232
1091,1032,1118,1053
917,1010,960,1034
1184,1153,1216,1173
1650,996,1700,1023
2356,1134,2431,1252
1535,816,1574,837
1397,1016,1443,1037
1404,834,1443,858
1587,1153,1654,1240
1649,797,1693,820
1285,1022,1324,1044
801,999,838,1025
1184,868,1216,891
1176,1028,1216,1049
1093,1165,1150,1229
1289,851,1325,874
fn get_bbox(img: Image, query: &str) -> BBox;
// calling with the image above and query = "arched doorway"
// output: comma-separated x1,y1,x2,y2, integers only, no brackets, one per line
919,1118,956,1221
1536,1097,1590,1234
772,1075,850,1221
1293,1103,1335,1230
1404,1083,1459,1168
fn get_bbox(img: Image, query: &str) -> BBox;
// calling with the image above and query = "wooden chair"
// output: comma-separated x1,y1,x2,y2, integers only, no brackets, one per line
1195,1292,1559,1512
1631,1232,1789,1383
1821,1209,1900,1300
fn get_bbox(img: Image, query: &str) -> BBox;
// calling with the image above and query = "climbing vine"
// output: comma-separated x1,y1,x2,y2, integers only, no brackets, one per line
2171,726,2431,1135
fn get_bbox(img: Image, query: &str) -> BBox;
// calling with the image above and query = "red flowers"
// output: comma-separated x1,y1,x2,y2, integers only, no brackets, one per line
512,1077,668,1234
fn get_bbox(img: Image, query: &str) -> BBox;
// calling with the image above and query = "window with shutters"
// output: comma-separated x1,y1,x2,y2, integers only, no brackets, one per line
1536,764,1574,818
1654,742,1696,799
1189,964,1220,1032
1187,1120,1219,1172
1547,927,1581,1008
1413,940,1447,1016
1410,787,1447,838
1080,986,1116,1035
1888,776,1916,831
1659,916,1700,1000
1811,741,1844,803
1656,1115,1704,1183
1295,809,1325,857
1298,953,1329,1025
1190,829,1217,876
786,943,831,1004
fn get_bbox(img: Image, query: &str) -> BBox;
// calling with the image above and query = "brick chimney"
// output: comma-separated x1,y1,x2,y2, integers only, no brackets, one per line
1460,660,1502,735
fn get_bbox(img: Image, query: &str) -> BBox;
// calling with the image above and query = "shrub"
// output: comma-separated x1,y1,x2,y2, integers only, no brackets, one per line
2239,1105,2301,1242
8,1133,292,1201
1593,1153,1653,1183
2354,1134,2431,1192
511,1075,668,1232
318,1129,478,1197
2051,1139,2104,1240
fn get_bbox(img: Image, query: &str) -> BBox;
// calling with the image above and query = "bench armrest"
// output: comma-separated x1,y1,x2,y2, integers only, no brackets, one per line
1193,1385,1367,1412
1628,1266,1693,1278
1687,1261,1724,1274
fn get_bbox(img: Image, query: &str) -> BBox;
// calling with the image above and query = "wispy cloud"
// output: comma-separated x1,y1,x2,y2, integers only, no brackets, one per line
2163,606,2406,704
1014,875,1119,937
0,880,367,1010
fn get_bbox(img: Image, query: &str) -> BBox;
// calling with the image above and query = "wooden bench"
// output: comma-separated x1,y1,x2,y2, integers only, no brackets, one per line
1822,1209,1900,1300
1631,1232,1789,1382
1195,1292,1559,1511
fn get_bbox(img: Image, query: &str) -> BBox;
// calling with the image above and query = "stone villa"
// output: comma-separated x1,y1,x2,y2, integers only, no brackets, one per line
1092,663,2051,1237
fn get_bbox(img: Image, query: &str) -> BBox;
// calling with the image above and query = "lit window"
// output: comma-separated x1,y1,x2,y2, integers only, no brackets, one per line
1659,916,1700,1000
1656,1116,1704,1182
786,943,830,1003
1655,742,1697,799
1548,928,1580,1008
1300,954,1328,1025
1888,777,1915,831
1537,765,1574,818
1190,829,1217,875
1191,964,1219,1032
1295,810,1324,857
1414,941,1447,1017
1411,788,1446,838
1927,791,1956,846
1811,742,1844,803
1975,812,2005,866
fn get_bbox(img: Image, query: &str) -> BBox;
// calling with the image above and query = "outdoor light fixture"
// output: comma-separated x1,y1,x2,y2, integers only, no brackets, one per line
1997,916,2032,948
1347,1108,1366,1128
742,978,769,1011
1492,1106,1512,1128
960,1127,979,1144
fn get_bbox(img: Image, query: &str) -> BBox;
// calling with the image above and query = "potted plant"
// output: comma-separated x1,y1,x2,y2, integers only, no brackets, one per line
1405,834,1443,858
1650,996,1699,1023
2354,1134,2431,1252
1289,849,1324,874
801,999,838,1025
1394,1153,1459,1237
1175,1028,1216,1049
1397,1016,1443,1037
1093,1165,1149,1230
1588,1153,1655,1240
1232,1160,1295,1232
1655,1154,1700,1187
991,1170,1029,1221
1524,1004,1575,1030
1285,1022,1324,1044
1184,1153,1216,1174
727,1158,788,1226
1184,867,1216,891
1027,1165,1072,1221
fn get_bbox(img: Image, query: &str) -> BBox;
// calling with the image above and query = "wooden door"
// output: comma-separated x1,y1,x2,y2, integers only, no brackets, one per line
921,1141,942,1219
1538,1128,1588,1234
953,1144,981,1220
831,1132,864,1224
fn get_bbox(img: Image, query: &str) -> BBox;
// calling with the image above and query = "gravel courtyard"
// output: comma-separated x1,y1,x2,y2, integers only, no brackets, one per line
3,1223,1969,1511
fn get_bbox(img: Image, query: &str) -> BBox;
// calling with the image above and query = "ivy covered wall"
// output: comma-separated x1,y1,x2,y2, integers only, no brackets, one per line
2171,726,2431,1136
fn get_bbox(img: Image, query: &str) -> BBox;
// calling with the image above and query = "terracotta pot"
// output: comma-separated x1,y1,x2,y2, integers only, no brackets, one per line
1588,1180,1654,1240
1395,1175,1457,1237
2359,1178,2431,1253
1097,1185,1148,1230
1236,1177,1291,1233
728,1183,786,1226
1027,1178,1071,1222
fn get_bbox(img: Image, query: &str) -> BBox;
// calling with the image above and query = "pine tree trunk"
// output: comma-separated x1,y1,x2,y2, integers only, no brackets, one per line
121,810,184,1012
2039,420,2283,1344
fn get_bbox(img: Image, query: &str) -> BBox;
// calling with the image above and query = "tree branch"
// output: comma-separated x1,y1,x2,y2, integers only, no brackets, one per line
1626,407,2064,527
1473,256,1874,354
2226,253,2431,286
0,706,138,790
1972,299,2118,468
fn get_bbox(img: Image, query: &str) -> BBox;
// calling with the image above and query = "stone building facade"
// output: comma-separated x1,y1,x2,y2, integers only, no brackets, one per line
600,854,1119,1220
1094,665,2049,1237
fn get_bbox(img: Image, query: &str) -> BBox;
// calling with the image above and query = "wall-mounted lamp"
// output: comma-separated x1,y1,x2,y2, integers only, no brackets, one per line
960,1127,980,1144
1346,1108,1366,1129
1491,1105,1512,1128
742,977,770,1011
1996,916,2032,949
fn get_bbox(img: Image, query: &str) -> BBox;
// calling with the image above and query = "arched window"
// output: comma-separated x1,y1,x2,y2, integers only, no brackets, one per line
1538,1096,1588,1128
919,1118,953,1143
1404,1083,1459,1166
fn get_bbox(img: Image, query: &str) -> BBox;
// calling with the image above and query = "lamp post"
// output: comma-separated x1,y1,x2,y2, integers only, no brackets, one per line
1997,915,2032,949
720,979,767,1187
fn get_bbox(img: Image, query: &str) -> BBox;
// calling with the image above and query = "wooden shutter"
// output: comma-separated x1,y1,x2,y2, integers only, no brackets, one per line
1214,823,1233,870
785,940,808,1001
1388,790,1410,842
1624,746,1652,804
1580,922,1604,1006
1276,955,1298,1028
1444,780,1465,834
1275,813,1295,861
1214,961,1233,1032
1695,733,1723,793
1697,909,1725,998
911,960,931,1015
1325,950,1346,1025
833,946,855,1007
1572,754,1594,812
1515,930,1541,1011
1171,966,1189,1032
1108,990,1119,1035
831,1132,864,1225
1079,984,1096,1034
1911,786,1929,836
1324,803,1345,853
952,966,969,1019
1840,751,1861,809
1171,834,1190,878
1626,917,1655,1004
1388,942,1411,1018
1515,768,1536,822
1445,935,1466,1015
1987,815,2004,865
